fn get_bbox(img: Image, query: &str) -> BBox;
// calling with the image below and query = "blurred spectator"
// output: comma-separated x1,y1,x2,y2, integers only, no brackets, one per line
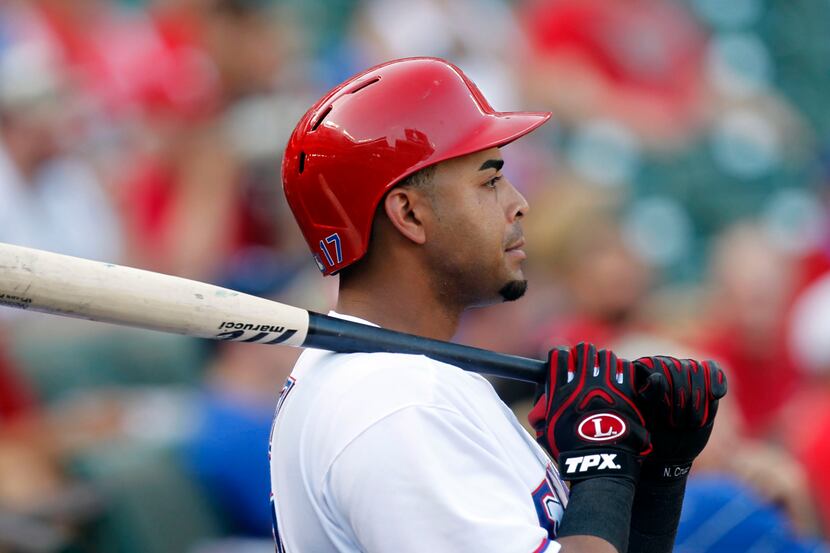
118,0,305,281
524,181,655,352
0,334,53,515
675,475,826,553
521,0,708,149
692,389,821,539
29,0,296,280
697,222,801,438
118,113,241,279
0,331,103,553
185,341,300,537
0,338,35,423
0,33,123,261
106,1,247,280
181,272,334,541
348,0,527,110
784,272,830,533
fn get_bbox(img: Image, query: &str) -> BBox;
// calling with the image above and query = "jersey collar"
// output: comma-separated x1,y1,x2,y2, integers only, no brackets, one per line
327,310,381,328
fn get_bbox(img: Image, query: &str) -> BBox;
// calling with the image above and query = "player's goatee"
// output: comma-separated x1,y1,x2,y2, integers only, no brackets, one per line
499,280,527,302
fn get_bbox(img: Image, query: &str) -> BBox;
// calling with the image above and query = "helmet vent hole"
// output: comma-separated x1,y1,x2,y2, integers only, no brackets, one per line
346,76,381,94
311,106,332,131
298,151,306,173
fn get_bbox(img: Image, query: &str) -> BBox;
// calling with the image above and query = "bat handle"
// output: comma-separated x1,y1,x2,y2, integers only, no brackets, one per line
304,312,547,384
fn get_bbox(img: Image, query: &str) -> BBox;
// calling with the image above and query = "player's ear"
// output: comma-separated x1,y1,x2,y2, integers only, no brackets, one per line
383,187,428,245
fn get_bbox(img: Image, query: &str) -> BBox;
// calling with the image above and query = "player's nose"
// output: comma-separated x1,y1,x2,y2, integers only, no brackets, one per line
505,178,529,221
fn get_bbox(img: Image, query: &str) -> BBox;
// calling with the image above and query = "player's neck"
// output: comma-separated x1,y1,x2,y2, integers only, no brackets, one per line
336,277,461,342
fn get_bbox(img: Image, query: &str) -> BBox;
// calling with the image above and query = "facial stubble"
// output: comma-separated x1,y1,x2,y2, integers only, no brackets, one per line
498,279,527,302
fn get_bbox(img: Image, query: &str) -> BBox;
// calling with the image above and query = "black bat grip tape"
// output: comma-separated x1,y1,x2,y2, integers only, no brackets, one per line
304,312,546,383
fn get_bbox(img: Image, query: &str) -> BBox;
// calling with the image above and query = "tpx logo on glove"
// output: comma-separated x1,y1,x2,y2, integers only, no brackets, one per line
577,413,627,442
563,454,622,474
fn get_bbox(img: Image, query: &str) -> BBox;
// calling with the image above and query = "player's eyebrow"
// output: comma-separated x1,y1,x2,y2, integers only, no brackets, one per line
479,159,504,172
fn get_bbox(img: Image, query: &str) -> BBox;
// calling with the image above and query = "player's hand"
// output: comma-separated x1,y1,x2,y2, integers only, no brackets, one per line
633,356,727,481
528,343,661,483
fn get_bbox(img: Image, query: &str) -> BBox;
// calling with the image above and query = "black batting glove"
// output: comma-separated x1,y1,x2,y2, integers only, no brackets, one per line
529,343,661,484
634,356,728,482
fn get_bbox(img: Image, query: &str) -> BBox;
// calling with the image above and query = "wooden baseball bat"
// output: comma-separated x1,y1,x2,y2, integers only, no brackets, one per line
0,242,546,383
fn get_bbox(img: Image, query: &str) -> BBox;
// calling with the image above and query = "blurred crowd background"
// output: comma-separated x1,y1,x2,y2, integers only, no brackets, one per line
1,0,830,551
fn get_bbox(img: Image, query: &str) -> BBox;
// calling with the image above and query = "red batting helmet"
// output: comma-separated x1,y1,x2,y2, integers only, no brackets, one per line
282,57,551,275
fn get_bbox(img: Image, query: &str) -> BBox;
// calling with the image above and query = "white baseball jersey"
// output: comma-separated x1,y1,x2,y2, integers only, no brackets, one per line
269,312,568,553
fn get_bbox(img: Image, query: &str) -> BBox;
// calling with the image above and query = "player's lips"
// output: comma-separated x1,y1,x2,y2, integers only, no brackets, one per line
505,238,527,260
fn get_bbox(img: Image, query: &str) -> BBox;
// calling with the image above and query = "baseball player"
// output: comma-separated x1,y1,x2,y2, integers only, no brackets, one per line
270,57,726,553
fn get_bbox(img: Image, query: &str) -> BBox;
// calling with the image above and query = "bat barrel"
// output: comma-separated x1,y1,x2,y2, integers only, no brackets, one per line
305,312,547,383
0,242,309,346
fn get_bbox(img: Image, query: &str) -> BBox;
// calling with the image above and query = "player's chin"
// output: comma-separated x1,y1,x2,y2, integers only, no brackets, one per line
503,258,526,282
498,279,527,302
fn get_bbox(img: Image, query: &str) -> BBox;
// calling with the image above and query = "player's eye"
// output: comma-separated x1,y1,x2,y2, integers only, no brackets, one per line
485,175,502,189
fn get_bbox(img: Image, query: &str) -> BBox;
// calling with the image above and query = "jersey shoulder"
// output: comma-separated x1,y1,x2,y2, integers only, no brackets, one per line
284,349,499,449
293,348,488,410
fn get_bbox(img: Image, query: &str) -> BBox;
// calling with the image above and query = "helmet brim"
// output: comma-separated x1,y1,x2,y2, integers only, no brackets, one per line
445,110,553,161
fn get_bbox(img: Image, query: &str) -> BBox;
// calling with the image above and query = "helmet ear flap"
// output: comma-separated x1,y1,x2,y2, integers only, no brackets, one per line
281,57,551,276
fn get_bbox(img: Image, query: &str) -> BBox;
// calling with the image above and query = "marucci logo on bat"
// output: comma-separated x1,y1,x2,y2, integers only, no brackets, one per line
218,321,287,332
0,293,32,310
215,321,298,344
